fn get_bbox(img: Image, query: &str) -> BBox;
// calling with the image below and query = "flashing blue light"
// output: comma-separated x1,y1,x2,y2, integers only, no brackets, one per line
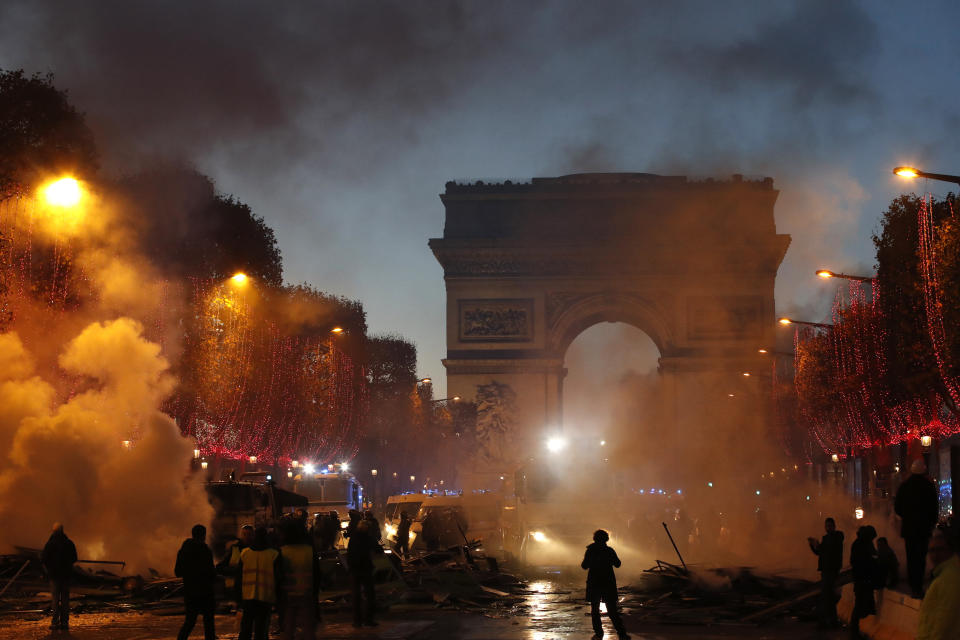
676,489,682,495
658,489,665,495
650,488,655,493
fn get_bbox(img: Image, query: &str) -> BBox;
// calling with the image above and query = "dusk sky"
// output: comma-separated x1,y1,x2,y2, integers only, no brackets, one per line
3,1,959,393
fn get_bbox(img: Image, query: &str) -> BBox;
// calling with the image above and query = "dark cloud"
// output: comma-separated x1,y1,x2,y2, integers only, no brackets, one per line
0,1,958,388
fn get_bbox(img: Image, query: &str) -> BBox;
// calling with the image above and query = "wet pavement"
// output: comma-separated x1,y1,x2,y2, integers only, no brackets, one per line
0,572,847,640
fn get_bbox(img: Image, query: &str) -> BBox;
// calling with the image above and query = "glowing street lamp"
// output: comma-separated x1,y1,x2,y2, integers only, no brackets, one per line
893,166,960,186
778,317,833,330
418,377,432,385
815,269,873,283
331,326,344,335
193,448,200,459
201,461,208,470
371,469,378,477
921,435,933,448
248,455,257,464
42,177,83,207
546,436,568,453
231,272,249,286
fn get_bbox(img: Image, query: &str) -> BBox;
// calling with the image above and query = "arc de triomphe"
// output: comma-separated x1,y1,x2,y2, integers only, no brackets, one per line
429,173,790,461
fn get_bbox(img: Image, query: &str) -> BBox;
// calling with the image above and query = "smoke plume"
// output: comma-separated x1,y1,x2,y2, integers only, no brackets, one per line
0,319,210,572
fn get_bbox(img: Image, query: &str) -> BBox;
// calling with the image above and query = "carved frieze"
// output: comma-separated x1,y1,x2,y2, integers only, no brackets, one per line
459,299,534,342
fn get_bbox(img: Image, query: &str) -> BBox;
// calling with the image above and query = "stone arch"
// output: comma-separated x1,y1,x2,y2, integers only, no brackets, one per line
548,291,674,359
429,172,790,462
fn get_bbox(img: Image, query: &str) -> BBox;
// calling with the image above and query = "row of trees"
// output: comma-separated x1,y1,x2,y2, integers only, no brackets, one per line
789,193,960,456
0,69,472,480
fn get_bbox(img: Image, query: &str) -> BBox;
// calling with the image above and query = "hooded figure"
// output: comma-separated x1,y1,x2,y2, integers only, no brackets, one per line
41,523,77,631
174,524,216,640
581,529,629,640
895,458,939,597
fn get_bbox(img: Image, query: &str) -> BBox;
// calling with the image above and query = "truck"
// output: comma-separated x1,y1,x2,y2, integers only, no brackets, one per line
205,480,308,557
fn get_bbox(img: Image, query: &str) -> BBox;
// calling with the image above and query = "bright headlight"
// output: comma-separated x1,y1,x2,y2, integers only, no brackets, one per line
531,531,547,543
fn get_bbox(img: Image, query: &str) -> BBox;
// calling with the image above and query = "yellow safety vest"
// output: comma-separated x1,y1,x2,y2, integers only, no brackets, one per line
240,547,278,603
225,543,243,590
280,544,314,598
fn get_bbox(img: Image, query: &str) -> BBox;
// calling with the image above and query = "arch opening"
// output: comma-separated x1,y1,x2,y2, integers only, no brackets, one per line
562,322,661,442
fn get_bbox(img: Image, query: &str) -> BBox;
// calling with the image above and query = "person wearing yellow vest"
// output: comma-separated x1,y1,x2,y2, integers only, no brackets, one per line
279,518,321,640
916,529,960,640
237,527,280,640
217,524,253,606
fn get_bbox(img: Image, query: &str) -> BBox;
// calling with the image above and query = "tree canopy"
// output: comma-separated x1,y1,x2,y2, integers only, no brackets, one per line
0,69,98,198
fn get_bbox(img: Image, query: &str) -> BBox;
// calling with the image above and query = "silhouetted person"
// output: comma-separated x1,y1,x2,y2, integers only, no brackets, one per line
279,519,321,640
347,519,377,627
916,528,960,640
849,525,878,639
41,522,77,631
581,529,629,640
364,510,383,544
876,536,899,589
895,458,939,597
217,524,253,611
397,511,412,559
808,517,844,628
175,524,216,640
237,526,280,640
345,509,362,539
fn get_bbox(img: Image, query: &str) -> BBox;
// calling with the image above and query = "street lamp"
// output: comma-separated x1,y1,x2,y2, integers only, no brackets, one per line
230,272,249,286
815,269,873,283
418,377,432,385
429,396,461,404
42,177,83,207
893,166,960,187
546,436,568,453
758,348,796,357
778,317,833,330
330,326,344,335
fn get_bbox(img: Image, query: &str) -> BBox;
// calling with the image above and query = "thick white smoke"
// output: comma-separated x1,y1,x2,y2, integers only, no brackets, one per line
0,319,212,573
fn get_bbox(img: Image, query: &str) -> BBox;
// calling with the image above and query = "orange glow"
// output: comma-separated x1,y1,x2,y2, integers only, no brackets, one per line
42,177,82,207
331,326,344,334
452,395,461,401
894,166,919,178
778,317,792,326
758,348,768,354
742,372,751,377
230,272,248,285
816,269,834,279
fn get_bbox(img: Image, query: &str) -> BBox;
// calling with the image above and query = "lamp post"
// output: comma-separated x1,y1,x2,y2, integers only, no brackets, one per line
815,269,874,283
778,317,834,330
893,166,960,187
429,396,461,404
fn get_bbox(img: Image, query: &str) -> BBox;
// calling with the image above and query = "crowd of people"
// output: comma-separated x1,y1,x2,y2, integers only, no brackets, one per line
35,457,960,639
808,458,960,640
174,508,387,639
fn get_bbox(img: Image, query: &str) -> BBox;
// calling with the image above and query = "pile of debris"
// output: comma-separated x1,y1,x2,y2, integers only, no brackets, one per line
613,523,848,628
0,548,185,619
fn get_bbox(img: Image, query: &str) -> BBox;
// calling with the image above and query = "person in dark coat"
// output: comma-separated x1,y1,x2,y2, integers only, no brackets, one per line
581,529,629,640
808,517,844,628
41,523,77,631
175,524,217,640
849,525,878,639
396,511,412,560
875,537,899,589
347,519,377,627
894,458,939,597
